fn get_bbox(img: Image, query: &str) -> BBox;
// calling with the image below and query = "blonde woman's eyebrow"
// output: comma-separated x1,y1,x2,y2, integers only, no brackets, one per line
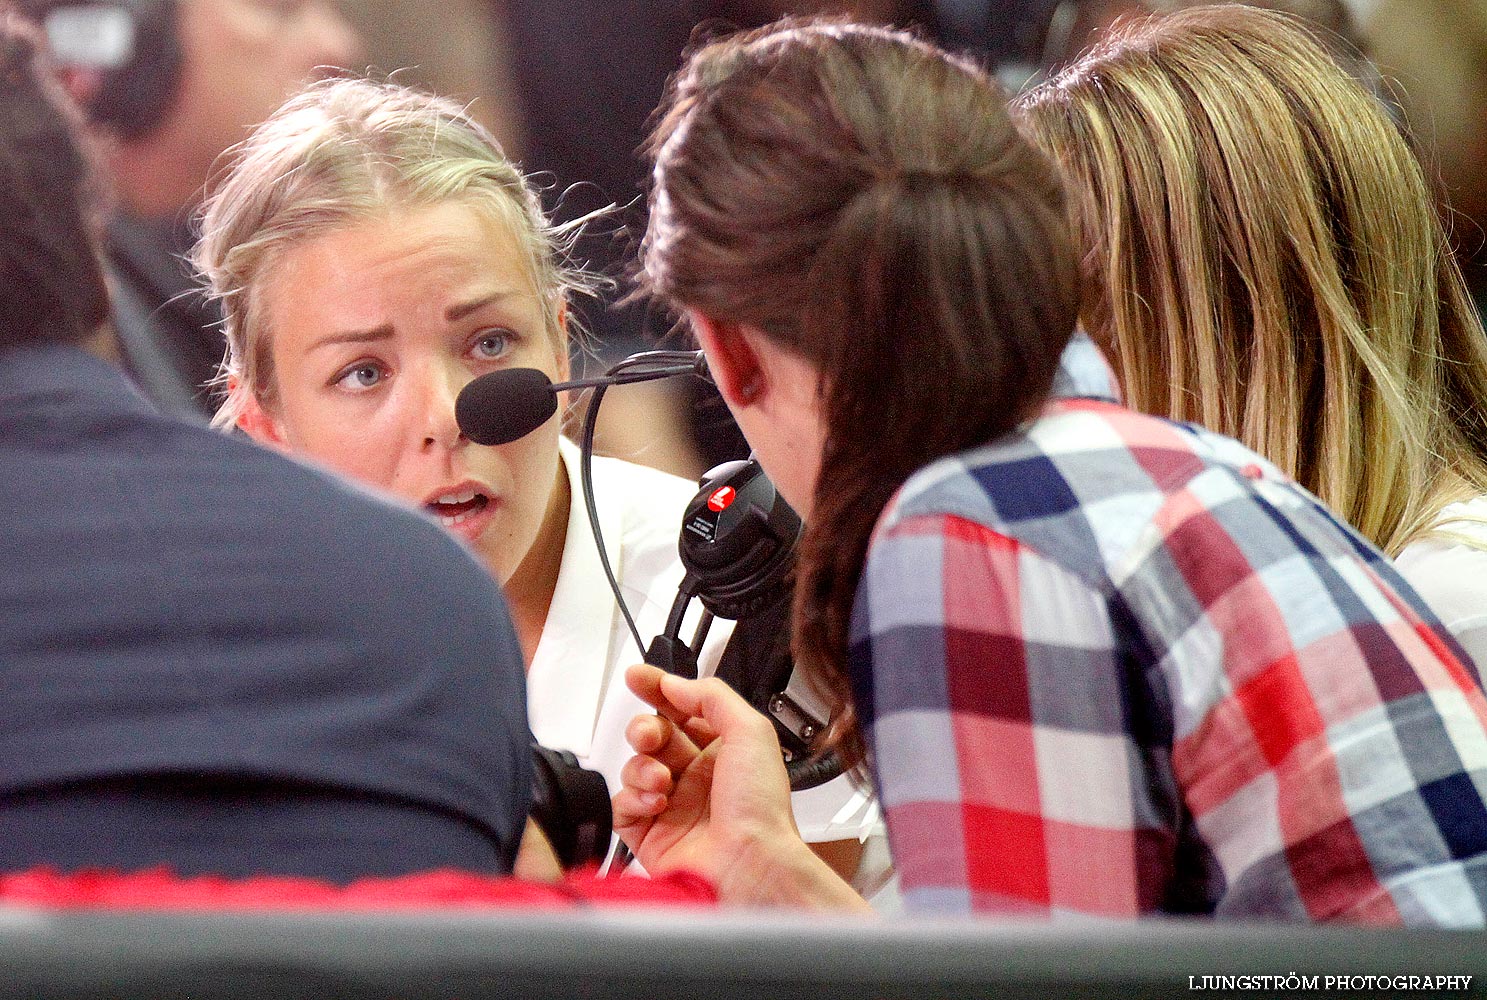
306,324,395,353
445,291,515,322
304,291,517,353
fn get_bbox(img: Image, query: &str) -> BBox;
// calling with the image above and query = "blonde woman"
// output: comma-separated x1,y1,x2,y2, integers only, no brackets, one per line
1016,4,1487,664
194,77,883,886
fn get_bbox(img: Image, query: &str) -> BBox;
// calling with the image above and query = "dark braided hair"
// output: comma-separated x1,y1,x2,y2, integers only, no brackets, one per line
0,10,109,348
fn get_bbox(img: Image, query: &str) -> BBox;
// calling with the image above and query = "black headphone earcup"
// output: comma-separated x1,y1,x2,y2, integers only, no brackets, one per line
91,0,183,141
695,556,793,620
678,459,802,621
24,0,184,140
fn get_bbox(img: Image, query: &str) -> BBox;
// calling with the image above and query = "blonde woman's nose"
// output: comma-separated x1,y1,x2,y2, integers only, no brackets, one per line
418,366,470,451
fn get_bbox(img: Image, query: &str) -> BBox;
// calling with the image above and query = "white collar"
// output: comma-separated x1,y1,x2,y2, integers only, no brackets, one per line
525,436,632,756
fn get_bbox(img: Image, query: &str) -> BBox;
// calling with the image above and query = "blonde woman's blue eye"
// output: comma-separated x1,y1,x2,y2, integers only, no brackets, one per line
472,331,513,360
337,364,384,390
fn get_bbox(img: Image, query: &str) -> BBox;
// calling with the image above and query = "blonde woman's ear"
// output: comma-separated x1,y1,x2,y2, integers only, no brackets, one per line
553,302,571,384
235,387,288,449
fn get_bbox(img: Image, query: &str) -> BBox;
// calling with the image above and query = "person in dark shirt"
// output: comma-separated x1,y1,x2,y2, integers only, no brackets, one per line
16,0,359,420
0,11,532,882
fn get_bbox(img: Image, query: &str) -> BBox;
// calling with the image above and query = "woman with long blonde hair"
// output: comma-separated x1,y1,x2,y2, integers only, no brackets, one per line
1016,3,1487,663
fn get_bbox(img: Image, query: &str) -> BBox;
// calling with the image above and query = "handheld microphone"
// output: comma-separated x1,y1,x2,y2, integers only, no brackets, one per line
457,348,715,877
455,352,708,446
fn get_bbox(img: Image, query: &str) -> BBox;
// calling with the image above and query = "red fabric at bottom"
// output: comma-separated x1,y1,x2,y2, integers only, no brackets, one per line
0,867,716,911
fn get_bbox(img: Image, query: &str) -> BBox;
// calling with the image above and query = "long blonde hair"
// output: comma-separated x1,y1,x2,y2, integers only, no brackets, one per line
195,77,597,429
1017,4,1487,555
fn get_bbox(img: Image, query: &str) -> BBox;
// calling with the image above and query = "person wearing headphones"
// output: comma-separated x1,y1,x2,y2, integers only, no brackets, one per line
611,17,1487,923
0,10,532,880
16,0,359,419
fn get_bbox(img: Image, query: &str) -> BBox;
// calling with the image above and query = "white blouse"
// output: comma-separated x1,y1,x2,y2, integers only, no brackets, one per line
1395,495,1487,672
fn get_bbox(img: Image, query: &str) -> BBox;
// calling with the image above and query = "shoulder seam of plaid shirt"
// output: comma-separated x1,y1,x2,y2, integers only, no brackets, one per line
848,331,1487,924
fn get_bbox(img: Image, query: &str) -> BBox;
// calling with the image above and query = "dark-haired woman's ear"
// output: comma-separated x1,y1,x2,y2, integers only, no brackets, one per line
689,310,765,409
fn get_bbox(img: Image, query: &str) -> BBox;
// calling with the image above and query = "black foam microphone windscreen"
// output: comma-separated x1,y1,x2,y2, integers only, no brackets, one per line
456,368,558,446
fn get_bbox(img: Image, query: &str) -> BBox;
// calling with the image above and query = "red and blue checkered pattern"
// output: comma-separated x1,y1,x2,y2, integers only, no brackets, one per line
849,335,1487,924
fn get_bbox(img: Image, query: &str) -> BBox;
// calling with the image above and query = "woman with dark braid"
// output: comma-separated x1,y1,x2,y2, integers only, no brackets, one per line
611,18,1487,923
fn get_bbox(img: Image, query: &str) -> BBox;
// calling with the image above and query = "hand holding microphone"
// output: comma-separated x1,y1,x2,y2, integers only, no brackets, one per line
611,663,798,889
455,349,839,794
455,350,712,874
614,663,870,911
459,349,850,876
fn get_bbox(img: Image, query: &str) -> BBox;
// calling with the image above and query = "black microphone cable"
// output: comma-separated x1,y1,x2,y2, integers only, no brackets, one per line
454,350,713,878
455,350,709,660
572,350,708,879
575,351,710,661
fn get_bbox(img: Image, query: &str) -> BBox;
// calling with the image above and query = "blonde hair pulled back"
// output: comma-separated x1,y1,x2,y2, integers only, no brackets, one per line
195,77,596,429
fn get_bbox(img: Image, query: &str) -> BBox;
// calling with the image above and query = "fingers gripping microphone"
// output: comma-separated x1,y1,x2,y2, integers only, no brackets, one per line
458,349,841,809
456,349,712,876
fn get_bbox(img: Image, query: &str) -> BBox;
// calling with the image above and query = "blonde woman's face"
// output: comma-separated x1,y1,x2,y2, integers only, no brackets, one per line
248,202,569,586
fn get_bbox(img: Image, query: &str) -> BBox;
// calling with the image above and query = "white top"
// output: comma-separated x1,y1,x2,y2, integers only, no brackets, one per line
528,437,882,845
1395,495,1487,671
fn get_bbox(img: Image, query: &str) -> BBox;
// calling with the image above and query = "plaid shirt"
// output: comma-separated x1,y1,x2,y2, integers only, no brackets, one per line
849,334,1487,924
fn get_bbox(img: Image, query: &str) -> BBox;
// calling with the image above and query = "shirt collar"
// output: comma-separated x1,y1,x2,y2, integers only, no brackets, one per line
1048,330,1122,405
0,340,154,417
